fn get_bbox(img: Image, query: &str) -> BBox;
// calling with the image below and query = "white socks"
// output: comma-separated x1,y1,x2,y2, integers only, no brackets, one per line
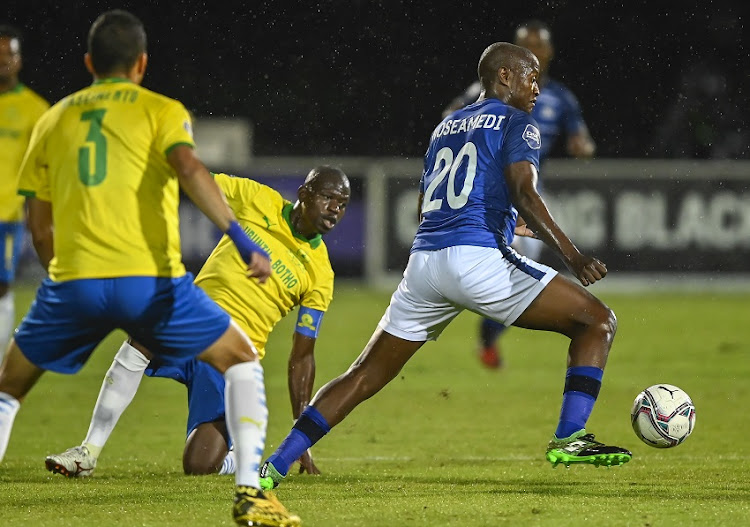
82,341,150,458
0,292,15,363
0,391,20,462
224,361,267,488
218,449,236,475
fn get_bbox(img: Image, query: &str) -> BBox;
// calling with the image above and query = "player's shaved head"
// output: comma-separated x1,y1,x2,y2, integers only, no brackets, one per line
515,20,552,45
303,165,350,192
477,42,536,90
0,24,23,85
295,166,350,236
0,25,22,49
88,10,146,76
514,20,554,75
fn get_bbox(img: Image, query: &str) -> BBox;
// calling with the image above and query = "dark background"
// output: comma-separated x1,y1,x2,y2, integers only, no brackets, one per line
5,0,748,158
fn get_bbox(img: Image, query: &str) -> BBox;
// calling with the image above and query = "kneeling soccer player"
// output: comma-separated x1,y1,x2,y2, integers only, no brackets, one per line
45,167,349,523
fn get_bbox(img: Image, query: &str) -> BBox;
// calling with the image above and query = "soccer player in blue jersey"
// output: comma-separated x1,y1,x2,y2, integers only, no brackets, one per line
258,42,631,490
0,10,298,526
443,20,596,369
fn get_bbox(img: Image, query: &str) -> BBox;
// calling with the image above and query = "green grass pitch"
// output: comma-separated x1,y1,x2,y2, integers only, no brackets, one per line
1,283,749,526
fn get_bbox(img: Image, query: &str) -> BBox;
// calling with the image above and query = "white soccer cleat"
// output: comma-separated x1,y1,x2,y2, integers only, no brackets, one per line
45,445,97,478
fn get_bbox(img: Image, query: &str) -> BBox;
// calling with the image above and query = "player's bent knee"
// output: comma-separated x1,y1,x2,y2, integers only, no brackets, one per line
0,341,45,400
589,304,617,342
183,456,220,475
197,322,258,373
183,422,228,475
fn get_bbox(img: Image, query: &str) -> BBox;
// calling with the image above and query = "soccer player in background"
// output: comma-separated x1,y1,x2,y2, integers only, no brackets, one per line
0,10,299,527
0,25,49,358
259,42,631,492
443,20,596,370
45,166,350,480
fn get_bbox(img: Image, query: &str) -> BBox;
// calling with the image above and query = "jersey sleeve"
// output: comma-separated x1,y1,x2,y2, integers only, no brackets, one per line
29,96,50,124
156,100,196,156
213,173,264,214
560,87,587,135
501,113,541,169
296,265,333,338
17,114,51,200
300,270,333,312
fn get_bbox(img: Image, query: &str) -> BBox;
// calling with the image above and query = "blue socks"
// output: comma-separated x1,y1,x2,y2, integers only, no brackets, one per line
266,405,330,476
480,318,507,347
555,366,603,439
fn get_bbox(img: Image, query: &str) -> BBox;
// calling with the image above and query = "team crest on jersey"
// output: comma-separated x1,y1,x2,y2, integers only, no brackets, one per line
522,124,541,150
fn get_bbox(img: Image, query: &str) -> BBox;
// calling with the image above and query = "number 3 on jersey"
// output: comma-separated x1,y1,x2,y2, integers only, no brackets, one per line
78,109,108,186
422,141,478,213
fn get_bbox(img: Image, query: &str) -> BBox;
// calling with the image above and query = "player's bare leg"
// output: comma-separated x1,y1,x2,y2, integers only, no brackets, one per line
198,322,300,526
260,329,424,490
0,283,14,363
513,274,615,367
312,329,424,427
513,274,631,467
183,421,230,475
0,340,45,461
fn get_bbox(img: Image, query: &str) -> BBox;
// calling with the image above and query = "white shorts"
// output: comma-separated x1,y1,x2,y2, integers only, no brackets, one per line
379,245,557,342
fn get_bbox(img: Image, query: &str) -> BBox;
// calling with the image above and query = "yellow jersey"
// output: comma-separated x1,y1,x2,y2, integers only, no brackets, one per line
0,83,48,222
196,174,335,358
17,78,195,281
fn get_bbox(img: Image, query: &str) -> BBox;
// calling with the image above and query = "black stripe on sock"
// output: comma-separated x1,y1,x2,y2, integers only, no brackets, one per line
293,415,327,444
565,374,601,399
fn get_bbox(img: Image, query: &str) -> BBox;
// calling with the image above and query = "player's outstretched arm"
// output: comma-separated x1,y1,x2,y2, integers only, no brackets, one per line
26,197,54,272
505,161,606,286
167,145,271,282
567,125,596,159
288,332,321,475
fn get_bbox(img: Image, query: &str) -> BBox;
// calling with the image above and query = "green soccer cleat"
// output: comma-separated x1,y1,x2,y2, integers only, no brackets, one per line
259,461,285,491
232,486,301,527
546,429,632,468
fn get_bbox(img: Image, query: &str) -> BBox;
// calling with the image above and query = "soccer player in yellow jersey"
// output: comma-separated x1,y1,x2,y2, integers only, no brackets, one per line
0,10,299,527
46,166,350,480
0,25,49,356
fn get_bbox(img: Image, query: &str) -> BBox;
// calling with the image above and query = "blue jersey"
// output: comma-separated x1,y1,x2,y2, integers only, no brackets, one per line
532,80,587,160
413,98,541,253
453,79,587,162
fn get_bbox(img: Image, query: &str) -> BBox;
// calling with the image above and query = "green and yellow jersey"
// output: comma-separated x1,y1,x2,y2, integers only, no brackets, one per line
0,83,48,222
17,78,195,281
196,173,334,358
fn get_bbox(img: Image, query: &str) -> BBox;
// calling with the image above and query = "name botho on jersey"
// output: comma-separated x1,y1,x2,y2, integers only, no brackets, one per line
412,98,541,253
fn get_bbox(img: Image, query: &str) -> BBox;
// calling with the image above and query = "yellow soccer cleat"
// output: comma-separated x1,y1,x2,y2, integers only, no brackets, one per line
232,486,301,527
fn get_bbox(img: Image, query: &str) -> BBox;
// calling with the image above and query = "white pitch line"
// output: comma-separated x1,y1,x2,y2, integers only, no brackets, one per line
316,454,744,462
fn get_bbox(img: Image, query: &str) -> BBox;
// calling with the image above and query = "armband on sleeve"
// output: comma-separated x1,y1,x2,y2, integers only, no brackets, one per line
295,307,324,338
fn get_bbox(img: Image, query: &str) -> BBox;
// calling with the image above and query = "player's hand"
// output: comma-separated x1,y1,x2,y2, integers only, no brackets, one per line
297,449,321,475
246,252,271,283
514,224,537,238
565,253,607,287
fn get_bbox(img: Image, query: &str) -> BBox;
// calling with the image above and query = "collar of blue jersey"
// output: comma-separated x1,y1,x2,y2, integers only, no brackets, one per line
0,82,24,95
281,202,322,249
92,77,134,86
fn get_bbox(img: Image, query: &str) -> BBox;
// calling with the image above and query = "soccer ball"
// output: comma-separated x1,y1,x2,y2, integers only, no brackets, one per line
631,384,696,448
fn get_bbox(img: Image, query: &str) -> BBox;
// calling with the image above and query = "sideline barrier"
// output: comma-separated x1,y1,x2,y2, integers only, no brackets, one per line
111,158,750,292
